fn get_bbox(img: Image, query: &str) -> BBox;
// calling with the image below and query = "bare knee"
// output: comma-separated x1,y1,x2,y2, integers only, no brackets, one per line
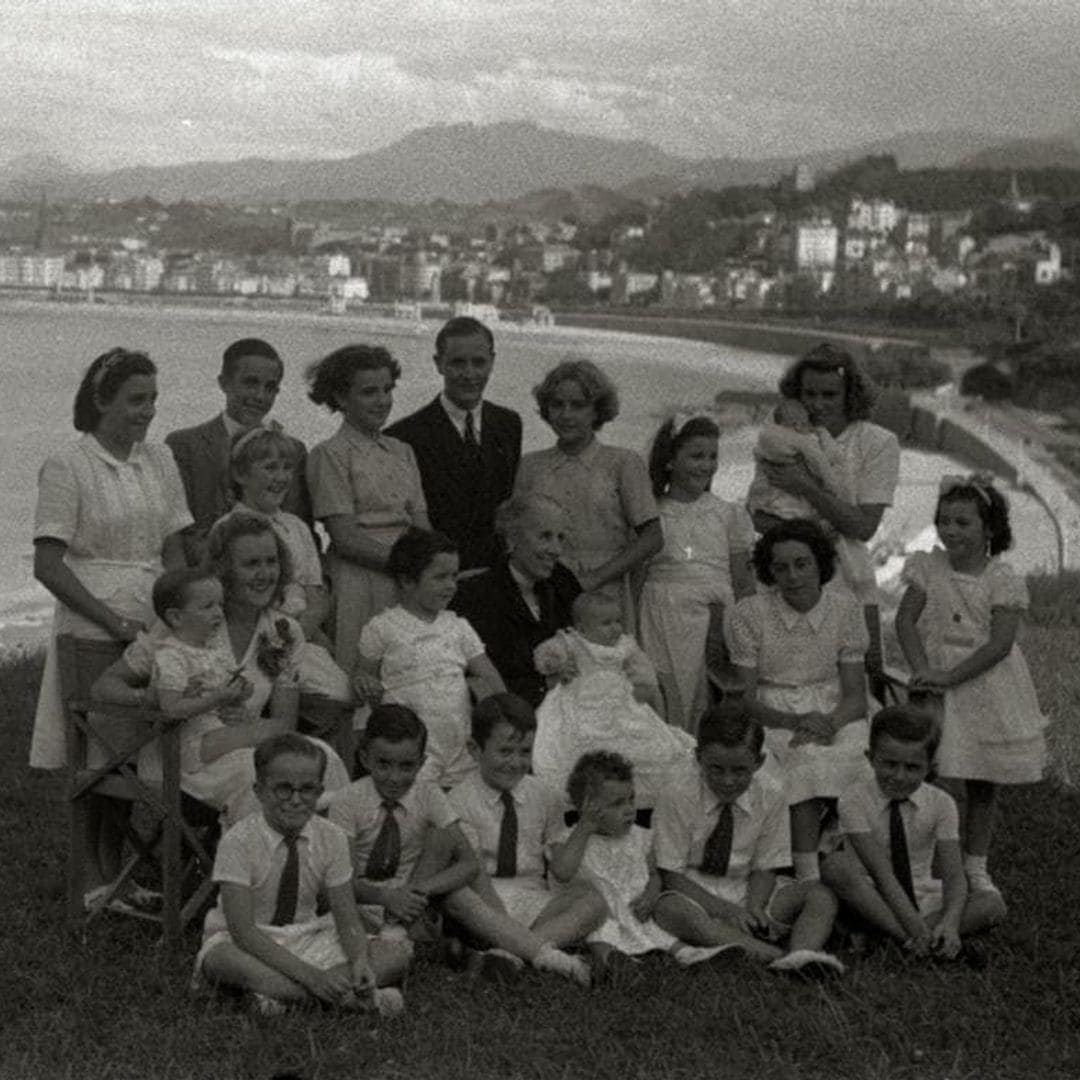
803,881,838,919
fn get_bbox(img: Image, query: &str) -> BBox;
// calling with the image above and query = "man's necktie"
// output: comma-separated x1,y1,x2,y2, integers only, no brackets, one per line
365,801,402,882
463,410,481,456
271,834,299,926
889,799,918,906
495,791,518,878
700,803,734,876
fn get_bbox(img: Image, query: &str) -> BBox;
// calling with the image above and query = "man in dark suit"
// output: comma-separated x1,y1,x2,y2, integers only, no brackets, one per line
386,316,521,570
166,337,311,565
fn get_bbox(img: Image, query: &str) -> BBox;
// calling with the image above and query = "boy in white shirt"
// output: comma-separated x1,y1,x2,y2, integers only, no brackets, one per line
822,705,1006,958
652,702,844,973
194,733,408,1016
448,693,605,984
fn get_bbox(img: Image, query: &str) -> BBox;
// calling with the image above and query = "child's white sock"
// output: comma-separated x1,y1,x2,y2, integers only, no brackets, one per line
963,854,999,894
792,852,820,882
533,942,590,986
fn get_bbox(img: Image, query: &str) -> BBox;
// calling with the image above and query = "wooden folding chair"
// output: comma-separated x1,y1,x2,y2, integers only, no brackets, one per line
59,635,217,953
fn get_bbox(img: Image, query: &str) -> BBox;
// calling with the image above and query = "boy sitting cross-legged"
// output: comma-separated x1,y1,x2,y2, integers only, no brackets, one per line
652,701,845,974
194,733,409,1017
447,693,606,985
822,705,1006,960
324,704,479,944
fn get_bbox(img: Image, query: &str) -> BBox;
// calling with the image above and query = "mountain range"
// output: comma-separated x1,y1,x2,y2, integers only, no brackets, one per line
2,121,1079,208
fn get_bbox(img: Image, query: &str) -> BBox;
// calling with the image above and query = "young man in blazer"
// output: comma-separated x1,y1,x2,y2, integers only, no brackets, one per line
386,317,522,571
166,338,311,565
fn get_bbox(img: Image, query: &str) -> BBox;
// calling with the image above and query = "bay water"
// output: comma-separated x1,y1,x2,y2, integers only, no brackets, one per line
0,299,1056,647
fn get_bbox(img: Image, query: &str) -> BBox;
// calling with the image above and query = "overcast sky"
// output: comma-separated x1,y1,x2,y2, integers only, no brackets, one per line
3,0,1078,170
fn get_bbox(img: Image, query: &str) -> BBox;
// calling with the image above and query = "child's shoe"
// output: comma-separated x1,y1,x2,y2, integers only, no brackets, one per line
374,987,406,1017
593,950,643,987
250,992,288,1017
473,948,525,985
673,942,747,968
533,943,591,987
768,949,845,977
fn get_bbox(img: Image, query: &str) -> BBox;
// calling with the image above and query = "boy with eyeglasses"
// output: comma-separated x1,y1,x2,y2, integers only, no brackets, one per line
194,733,410,1016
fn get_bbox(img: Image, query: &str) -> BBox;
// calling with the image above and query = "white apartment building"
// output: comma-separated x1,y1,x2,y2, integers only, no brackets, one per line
794,221,839,270
847,198,899,236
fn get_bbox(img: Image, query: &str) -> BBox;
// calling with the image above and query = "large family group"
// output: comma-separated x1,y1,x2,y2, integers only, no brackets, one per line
30,318,1046,1016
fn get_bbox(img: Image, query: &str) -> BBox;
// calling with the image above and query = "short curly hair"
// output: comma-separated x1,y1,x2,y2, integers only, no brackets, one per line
386,526,459,584
869,704,941,761
305,344,401,413
565,750,634,810
206,510,294,608
752,518,837,587
778,342,877,422
73,348,157,433
533,359,619,431
935,481,1013,556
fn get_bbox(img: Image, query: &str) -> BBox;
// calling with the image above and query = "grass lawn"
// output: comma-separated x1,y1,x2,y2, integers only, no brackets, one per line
3,629,1079,1080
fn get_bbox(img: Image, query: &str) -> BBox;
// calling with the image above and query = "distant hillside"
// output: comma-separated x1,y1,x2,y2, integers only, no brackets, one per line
3,121,1080,206
960,137,1080,170
35,122,692,205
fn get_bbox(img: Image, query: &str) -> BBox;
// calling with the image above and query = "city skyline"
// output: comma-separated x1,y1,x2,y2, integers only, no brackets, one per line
3,0,1079,172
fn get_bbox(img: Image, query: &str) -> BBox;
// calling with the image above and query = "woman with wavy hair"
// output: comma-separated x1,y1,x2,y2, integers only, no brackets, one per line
756,343,900,696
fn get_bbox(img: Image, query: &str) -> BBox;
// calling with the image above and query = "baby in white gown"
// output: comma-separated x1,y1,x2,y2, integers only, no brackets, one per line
531,592,693,807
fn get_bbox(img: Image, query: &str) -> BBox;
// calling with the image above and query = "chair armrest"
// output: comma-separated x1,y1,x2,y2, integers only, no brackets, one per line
68,698,185,731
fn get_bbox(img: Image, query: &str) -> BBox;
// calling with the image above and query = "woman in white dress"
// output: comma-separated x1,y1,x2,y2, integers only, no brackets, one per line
93,512,350,828
725,518,869,883
31,348,191,903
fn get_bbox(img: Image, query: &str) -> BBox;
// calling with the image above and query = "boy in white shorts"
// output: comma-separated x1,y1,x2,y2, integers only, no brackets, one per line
448,693,605,983
195,733,409,1016
653,702,844,973
823,705,1006,957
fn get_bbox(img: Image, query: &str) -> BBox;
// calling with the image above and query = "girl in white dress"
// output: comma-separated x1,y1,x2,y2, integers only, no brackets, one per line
353,528,506,789
532,591,694,808
896,474,1046,898
548,751,729,974
639,415,755,732
726,519,870,883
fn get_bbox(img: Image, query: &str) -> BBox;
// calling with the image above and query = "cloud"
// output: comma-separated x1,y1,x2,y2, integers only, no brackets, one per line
1,0,1078,169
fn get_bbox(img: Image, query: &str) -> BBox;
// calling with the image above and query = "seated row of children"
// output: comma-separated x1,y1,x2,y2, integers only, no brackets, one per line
198,694,1004,1015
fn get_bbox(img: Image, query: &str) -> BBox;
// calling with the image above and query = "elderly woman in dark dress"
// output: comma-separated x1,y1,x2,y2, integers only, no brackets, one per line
451,493,580,709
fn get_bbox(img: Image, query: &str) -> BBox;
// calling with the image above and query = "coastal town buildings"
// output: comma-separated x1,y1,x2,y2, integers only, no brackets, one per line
0,182,1072,318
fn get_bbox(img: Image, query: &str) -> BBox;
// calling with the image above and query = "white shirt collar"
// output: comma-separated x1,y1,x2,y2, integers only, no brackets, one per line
79,432,149,469
439,393,481,439
774,588,829,633
869,779,930,812
257,811,315,848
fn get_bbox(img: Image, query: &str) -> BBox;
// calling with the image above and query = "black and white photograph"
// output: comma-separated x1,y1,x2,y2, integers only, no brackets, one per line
2,3,1078,1077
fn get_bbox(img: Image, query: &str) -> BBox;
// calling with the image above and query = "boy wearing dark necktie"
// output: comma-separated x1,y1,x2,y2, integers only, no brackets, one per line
447,693,605,983
194,734,408,1016
324,705,476,938
824,705,1006,958
653,703,844,973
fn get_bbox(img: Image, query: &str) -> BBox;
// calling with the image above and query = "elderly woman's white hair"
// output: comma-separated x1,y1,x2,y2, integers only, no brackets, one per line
494,492,568,541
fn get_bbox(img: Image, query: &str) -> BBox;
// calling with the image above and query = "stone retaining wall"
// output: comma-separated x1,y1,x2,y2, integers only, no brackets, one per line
909,394,1080,570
